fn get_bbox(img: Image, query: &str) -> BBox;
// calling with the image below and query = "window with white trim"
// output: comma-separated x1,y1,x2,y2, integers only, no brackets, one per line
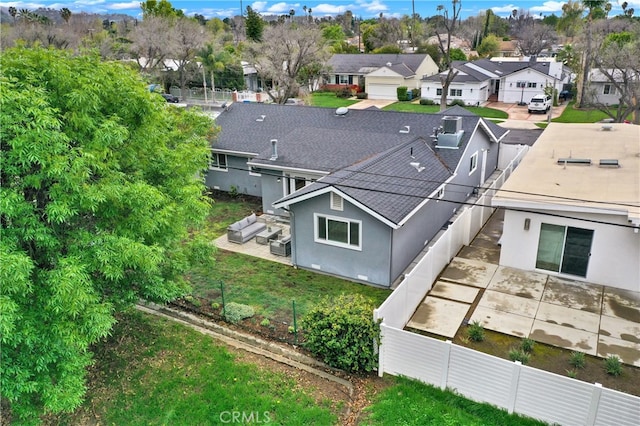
527,82,537,88
330,192,343,211
516,81,526,88
469,152,478,174
450,88,462,96
339,74,349,85
210,153,228,171
603,84,613,95
315,214,361,250
436,88,442,96
249,165,261,176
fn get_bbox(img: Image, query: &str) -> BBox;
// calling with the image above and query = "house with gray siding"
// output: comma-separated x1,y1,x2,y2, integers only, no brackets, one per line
207,103,508,287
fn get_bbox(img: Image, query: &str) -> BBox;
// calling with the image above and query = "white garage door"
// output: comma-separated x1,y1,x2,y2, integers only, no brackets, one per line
367,84,398,100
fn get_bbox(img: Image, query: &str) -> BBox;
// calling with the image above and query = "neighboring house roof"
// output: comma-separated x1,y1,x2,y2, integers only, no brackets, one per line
422,58,562,83
327,54,430,76
589,68,639,83
492,123,640,226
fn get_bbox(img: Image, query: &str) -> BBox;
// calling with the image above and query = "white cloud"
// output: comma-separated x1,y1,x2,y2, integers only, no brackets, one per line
250,1,267,13
312,3,351,15
266,2,293,14
490,4,520,15
529,1,565,14
357,0,387,13
74,0,105,5
106,2,139,11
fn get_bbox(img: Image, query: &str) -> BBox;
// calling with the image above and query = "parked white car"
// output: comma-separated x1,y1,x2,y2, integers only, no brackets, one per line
528,94,552,114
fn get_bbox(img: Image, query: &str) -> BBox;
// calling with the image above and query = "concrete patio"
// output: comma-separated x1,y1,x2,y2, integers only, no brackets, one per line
406,209,640,367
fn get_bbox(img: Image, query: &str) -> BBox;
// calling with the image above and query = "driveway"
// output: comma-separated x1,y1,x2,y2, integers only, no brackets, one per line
406,209,640,367
348,99,396,110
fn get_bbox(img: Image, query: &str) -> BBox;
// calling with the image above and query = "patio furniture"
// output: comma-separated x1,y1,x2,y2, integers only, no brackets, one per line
270,235,291,256
255,227,282,245
227,213,266,244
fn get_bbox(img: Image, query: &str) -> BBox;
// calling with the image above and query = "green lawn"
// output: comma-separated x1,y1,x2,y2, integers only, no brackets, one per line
552,101,611,123
191,193,391,325
310,92,359,108
55,310,339,425
382,101,508,119
361,376,546,426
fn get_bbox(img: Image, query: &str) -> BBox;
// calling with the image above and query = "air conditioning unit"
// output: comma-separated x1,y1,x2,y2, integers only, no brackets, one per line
442,116,462,134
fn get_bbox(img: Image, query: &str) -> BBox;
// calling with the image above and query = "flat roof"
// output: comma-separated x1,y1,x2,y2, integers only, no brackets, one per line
493,123,640,225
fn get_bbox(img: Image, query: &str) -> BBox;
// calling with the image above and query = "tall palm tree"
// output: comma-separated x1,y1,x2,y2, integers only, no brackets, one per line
8,6,17,22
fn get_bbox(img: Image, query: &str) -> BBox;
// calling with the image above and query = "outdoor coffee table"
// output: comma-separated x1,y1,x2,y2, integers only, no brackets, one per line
255,227,282,245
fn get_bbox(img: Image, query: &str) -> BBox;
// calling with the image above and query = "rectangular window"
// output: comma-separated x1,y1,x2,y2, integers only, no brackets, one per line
603,84,612,95
527,82,537,88
436,88,442,96
315,214,361,249
469,152,478,174
249,165,261,176
436,185,445,200
516,81,526,88
339,75,349,85
536,224,594,277
450,89,462,96
210,153,228,171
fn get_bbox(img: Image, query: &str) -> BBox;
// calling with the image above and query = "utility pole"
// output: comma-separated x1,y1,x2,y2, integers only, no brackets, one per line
412,0,416,49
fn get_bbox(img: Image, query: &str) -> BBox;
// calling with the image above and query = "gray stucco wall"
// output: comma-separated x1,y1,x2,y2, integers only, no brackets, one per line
261,172,286,216
291,193,392,287
205,155,261,197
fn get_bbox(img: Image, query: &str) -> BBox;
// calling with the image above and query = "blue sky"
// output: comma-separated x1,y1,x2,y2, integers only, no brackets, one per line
2,0,637,20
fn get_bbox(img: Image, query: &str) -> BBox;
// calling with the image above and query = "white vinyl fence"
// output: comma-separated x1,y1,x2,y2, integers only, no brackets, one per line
373,143,640,425
378,325,640,426
374,143,528,328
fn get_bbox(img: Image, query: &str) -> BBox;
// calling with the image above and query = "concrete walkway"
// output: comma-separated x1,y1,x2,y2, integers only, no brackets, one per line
347,99,395,110
407,209,640,367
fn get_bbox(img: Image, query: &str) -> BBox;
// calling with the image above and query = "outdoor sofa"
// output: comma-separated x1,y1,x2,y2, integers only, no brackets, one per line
227,213,266,244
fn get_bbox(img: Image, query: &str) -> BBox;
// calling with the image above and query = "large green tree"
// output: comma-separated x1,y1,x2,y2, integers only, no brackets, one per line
0,47,215,422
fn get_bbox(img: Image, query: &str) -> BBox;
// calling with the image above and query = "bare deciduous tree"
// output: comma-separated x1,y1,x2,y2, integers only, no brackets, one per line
130,16,176,73
517,24,557,56
434,0,462,111
245,23,328,104
170,18,209,92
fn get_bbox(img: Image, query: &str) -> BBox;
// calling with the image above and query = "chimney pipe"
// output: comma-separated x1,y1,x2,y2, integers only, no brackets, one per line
270,139,278,160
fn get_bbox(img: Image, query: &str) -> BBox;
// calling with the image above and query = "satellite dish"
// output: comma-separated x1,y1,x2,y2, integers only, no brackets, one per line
335,107,349,116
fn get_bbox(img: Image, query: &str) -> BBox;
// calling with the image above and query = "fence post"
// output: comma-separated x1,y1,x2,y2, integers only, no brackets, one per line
220,281,226,318
378,323,385,377
440,340,453,390
292,300,298,345
507,361,522,413
585,383,603,426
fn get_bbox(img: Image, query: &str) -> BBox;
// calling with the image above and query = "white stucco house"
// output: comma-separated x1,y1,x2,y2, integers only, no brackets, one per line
492,123,640,292
585,68,639,106
421,57,571,106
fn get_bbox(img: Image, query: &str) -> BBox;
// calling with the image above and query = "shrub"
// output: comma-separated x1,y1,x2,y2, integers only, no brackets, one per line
420,98,435,105
224,302,255,323
566,369,578,379
211,302,220,310
508,348,530,365
411,88,421,98
356,92,368,99
604,355,623,376
336,87,352,99
260,318,271,327
467,321,485,342
301,293,381,373
184,295,201,308
448,99,466,107
397,86,409,101
569,351,586,369
520,338,535,353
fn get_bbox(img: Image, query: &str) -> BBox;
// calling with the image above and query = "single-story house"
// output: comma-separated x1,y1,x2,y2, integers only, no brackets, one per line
421,57,571,106
325,54,439,100
492,123,640,292
585,68,639,106
207,103,509,287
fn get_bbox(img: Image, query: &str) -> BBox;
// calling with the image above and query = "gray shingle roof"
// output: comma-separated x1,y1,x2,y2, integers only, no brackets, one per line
214,103,508,225
328,54,429,75
422,59,550,82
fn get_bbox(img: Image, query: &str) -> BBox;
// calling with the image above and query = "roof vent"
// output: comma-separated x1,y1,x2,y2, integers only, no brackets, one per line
599,159,619,167
256,115,266,122
410,162,425,172
557,158,591,165
270,139,278,161
335,107,349,116
386,62,392,67
399,125,410,134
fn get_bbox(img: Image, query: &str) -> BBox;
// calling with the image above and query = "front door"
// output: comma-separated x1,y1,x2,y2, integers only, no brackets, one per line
535,224,594,277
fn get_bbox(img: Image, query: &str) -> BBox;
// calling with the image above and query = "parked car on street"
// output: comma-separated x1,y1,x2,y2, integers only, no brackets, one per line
528,94,552,114
162,93,180,103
